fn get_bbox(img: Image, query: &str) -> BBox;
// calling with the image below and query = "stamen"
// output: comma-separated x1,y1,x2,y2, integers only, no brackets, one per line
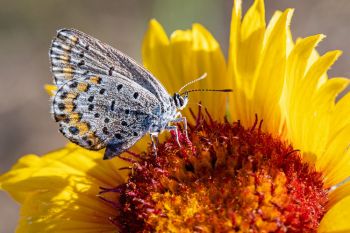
101,112,328,232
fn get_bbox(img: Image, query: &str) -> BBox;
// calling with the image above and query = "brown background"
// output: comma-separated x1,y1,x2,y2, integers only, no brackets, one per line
1,0,349,232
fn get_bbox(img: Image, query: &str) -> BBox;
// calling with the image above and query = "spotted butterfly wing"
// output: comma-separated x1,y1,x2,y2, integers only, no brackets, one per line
52,73,160,159
50,28,171,105
49,28,177,159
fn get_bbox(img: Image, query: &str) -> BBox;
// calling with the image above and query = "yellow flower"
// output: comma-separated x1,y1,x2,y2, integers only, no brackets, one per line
2,0,350,232
0,144,131,232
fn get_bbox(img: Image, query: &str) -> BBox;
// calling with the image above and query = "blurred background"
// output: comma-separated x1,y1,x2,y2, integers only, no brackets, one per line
1,0,349,232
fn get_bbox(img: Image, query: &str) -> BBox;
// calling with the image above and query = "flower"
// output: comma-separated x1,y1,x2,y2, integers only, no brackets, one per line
0,144,130,232
111,117,328,232
2,0,350,232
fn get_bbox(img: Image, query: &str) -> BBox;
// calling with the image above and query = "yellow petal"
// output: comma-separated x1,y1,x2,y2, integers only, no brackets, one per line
319,195,350,233
16,177,117,233
252,9,293,134
327,180,350,210
44,84,57,96
331,91,350,141
318,125,350,187
142,19,228,121
311,79,350,186
238,0,265,78
299,50,342,101
142,19,170,90
314,78,349,117
226,0,350,188
228,0,242,75
281,35,324,142
228,3,294,133
0,144,130,232
228,0,249,124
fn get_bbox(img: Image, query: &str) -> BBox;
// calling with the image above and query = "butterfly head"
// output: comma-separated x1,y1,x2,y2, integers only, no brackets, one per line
173,93,188,110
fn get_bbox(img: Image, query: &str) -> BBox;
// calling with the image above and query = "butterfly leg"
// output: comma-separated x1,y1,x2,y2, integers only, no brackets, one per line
171,113,189,140
150,132,159,155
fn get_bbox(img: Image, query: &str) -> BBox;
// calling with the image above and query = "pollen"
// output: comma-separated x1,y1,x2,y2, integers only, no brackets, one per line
103,114,328,233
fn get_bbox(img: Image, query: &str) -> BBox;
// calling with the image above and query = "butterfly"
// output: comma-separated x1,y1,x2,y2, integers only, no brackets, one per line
49,28,193,160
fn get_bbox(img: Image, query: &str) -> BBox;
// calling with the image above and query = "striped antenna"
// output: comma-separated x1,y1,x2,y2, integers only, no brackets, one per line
178,73,207,93
181,88,233,96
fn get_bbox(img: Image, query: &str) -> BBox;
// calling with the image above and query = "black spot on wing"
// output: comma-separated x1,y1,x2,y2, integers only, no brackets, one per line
110,100,115,111
108,66,114,76
58,103,65,111
60,92,68,100
77,60,85,66
69,126,79,135
102,127,109,135
69,82,78,88
99,88,106,95
88,95,94,102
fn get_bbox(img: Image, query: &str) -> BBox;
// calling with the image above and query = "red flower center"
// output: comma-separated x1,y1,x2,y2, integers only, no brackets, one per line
102,113,328,233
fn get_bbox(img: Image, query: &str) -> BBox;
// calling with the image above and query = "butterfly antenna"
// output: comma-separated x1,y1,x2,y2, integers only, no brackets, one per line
181,88,233,96
178,73,207,93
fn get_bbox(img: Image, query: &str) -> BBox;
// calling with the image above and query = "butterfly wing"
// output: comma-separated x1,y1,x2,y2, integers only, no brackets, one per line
49,28,170,104
52,73,160,159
